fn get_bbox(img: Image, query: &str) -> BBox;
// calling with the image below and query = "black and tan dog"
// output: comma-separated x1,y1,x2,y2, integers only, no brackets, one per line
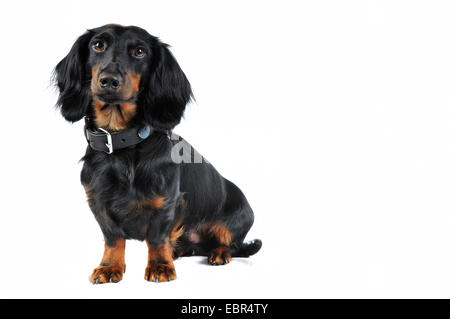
54,24,261,284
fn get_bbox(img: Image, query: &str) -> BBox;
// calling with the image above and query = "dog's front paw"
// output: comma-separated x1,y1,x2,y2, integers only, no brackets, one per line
90,265,125,284
145,263,176,282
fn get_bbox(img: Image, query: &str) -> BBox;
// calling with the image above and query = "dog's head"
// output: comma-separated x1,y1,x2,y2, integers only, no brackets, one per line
54,24,192,130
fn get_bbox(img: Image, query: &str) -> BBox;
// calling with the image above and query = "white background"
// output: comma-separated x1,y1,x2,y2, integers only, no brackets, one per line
0,0,449,298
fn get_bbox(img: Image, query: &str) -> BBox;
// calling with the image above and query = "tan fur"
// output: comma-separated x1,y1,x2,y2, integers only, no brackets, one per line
90,238,126,283
131,196,166,210
92,97,137,131
203,222,232,246
90,66,140,131
145,239,176,282
169,221,185,246
208,245,232,265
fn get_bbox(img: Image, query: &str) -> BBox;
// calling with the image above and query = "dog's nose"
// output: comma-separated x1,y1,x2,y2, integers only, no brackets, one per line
99,73,123,90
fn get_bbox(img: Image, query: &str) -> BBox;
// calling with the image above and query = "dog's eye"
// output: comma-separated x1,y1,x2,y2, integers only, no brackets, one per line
133,47,145,58
93,41,106,52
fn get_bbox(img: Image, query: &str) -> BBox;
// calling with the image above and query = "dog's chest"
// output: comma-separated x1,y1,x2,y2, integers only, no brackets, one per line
82,152,170,241
83,153,162,212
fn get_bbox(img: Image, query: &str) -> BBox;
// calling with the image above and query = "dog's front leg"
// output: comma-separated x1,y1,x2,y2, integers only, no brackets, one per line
145,239,176,282
90,238,126,284
144,201,179,283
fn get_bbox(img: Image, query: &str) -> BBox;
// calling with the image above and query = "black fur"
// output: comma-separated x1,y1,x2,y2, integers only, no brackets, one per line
54,24,261,281
140,43,192,130
54,32,93,122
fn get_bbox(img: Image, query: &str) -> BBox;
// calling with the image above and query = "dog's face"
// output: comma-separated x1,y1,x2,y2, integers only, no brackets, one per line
54,24,192,130
88,26,150,106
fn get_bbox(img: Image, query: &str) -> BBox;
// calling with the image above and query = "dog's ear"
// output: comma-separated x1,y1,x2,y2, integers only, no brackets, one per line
140,43,192,130
53,31,93,122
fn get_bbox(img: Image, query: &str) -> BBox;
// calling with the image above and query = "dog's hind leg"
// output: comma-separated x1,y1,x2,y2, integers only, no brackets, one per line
206,179,262,264
204,222,233,266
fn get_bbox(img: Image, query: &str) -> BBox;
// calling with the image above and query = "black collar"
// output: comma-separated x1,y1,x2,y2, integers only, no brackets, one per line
84,118,169,154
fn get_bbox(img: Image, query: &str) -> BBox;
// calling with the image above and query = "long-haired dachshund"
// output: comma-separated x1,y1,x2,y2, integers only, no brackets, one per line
54,24,262,284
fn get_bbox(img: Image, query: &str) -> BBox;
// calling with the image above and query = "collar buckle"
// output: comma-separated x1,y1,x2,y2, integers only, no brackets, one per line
97,128,113,154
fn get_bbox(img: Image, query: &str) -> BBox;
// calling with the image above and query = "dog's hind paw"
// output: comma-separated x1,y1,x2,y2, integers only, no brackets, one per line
208,246,232,266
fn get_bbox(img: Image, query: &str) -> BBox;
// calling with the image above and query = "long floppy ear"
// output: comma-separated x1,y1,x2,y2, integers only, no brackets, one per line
140,43,193,130
53,31,93,122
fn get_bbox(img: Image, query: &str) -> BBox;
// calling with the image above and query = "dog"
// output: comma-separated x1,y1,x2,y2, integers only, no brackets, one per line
54,24,262,284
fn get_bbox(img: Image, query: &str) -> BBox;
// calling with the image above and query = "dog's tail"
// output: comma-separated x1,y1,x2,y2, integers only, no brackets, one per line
230,239,262,257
